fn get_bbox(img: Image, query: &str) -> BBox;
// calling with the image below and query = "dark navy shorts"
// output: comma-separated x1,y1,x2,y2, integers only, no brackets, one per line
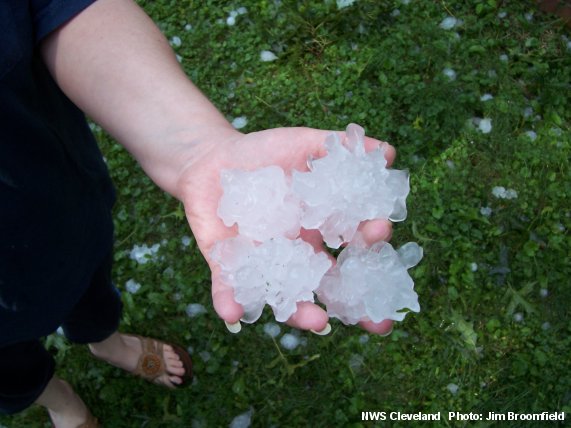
0,253,122,415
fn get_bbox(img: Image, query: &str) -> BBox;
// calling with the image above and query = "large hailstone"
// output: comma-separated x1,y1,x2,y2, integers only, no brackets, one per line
292,124,409,249
211,236,332,323
317,240,422,324
217,166,301,241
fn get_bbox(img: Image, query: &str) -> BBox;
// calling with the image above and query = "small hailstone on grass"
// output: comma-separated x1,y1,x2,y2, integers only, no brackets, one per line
170,36,182,48
523,106,534,118
492,186,518,200
280,333,300,350
56,326,65,336
513,312,524,323
181,235,192,247
447,383,459,395
317,240,422,325
525,130,537,141
542,322,551,330
540,288,549,298
480,93,494,101
218,166,301,241
263,322,281,338
499,54,509,62
130,243,160,264
525,12,533,22
337,0,357,9
229,408,253,428
498,11,507,19
478,118,492,134
260,50,278,62
480,206,492,217
236,7,247,15
439,16,458,30
186,303,207,318
226,15,236,26
125,279,141,294
231,116,248,129
401,0,410,4
292,124,410,248
443,68,456,80
359,334,369,344
184,23,192,31
470,262,478,272
391,9,400,17
211,236,331,323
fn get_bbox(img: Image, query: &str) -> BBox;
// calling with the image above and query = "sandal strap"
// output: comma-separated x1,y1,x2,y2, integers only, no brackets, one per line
132,335,166,382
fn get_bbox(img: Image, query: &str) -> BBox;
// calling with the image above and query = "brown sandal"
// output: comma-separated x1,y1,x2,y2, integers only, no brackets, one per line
130,335,193,388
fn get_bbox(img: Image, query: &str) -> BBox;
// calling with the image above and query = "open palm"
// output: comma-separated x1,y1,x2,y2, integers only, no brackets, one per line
178,126,396,335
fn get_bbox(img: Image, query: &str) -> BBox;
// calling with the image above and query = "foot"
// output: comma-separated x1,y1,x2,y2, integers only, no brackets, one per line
89,333,186,388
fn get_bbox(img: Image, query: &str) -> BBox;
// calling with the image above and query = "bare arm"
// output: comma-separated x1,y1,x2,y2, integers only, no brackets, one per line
40,0,397,334
41,0,240,199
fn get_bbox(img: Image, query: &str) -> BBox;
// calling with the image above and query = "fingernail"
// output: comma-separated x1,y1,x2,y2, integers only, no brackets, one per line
379,327,393,337
310,323,331,336
225,320,242,334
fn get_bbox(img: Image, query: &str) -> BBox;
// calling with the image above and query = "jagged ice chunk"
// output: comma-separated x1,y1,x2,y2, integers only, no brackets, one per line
317,241,422,324
292,124,409,248
217,166,301,241
211,236,331,323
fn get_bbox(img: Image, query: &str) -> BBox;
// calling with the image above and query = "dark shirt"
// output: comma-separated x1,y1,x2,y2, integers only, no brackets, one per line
0,0,115,346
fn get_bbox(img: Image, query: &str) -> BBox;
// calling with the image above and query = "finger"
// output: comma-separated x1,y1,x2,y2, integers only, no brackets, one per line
211,267,244,324
358,219,393,245
359,319,394,336
286,301,330,332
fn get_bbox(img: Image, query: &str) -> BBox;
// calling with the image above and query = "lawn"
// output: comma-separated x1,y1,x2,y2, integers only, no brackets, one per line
2,0,570,427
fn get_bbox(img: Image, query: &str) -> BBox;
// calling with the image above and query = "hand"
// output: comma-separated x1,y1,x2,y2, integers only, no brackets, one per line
177,126,396,335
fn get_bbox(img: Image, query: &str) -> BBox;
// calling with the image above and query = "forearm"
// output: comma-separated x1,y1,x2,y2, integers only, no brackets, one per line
41,0,240,198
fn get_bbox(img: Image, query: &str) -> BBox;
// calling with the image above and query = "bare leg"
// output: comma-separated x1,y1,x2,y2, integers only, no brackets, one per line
35,376,89,428
88,332,186,387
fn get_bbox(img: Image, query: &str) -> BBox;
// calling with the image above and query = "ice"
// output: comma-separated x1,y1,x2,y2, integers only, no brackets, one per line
480,206,492,217
292,124,409,248
181,235,193,247
218,166,301,241
439,16,457,30
231,116,248,129
125,279,141,294
499,54,509,62
129,243,160,264
229,408,253,428
280,333,300,350
443,68,456,80
478,118,492,134
447,383,459,395
263,322,281,338
337,0,357,9
260,50,278,62
170,36,182,48
317,240,422,324
212,124,421,326
211,236,331,323
492,186,517,199
480,93,494,101
525,130,537,141
186,303,207,317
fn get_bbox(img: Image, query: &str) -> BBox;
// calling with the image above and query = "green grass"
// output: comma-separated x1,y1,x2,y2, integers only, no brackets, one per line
3,0,570,427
